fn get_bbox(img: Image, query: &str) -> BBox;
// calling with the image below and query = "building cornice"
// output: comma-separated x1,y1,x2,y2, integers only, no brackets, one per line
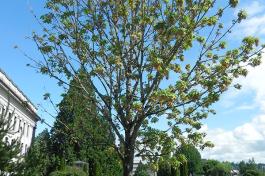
0,68,39,121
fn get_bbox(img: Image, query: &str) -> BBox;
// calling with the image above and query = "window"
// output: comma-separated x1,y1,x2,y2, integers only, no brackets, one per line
23,122,26,135
1,107,5,116
5,137,8,144
0,106,2,115
1,108,6,118
13,116,17,130
21,143,24,154
27,124,29,137
8,112,12,120
19,119,21,132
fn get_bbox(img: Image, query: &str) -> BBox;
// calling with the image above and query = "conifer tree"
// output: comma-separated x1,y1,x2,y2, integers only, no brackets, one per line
50,70,122,175
20,129,57,176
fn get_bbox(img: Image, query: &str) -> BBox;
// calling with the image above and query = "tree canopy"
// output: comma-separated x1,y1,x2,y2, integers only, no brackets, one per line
20,74,122,175
19,129,56,176
238,159,265,176
49,72,122,175
27,0,264,175
201,159,232,176
134,163,150,176
176,144,201,175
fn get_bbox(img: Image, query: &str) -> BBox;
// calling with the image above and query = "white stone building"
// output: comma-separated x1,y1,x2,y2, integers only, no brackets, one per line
0,69,39,155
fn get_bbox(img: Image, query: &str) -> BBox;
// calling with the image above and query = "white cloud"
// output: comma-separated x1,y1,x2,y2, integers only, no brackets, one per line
237,53,265,111
235,1,265,18
201,42,265,163
201,114,265,163
221,0,265,110
218,51,265,112
236,103,257,110
233,0,265,39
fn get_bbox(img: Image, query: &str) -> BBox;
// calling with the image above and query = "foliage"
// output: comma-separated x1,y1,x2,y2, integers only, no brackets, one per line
0,103,21,175
134,163,149,176
179,159,188,176
157,155,189,176
49,74,122,176
28,0,264,175
211,162,232,176
202,159,219,176
238,159,265,176
49,166,87,176
19,129,61,176
239,159,258,175
243,170,260,176
19,73,122,175
157,159,175,176
176,144,201,175
201,159,231,176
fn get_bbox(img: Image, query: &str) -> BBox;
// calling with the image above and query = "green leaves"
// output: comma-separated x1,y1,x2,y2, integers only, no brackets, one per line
176,144,202,175
234,83,242,90
40,66,49,74
45,73,122,175
250,56,262,67
229,0,239,8
40,13,54,24
134,163,149,176
196,36,205,44
43,92,51,100
30,0,265,174
39,45,53,54
243,36,259,47
176,81,188,92
238,10,248,22
219,41,227,49
187,90,200,101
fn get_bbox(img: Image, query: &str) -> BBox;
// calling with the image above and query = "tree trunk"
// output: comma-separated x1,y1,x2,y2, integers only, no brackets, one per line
123,131,136,176
123,152,134,176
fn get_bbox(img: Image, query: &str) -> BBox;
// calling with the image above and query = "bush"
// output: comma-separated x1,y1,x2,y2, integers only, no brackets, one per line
244,170,260,176
49,166,87,176
157,160,180,176
134,163,149,176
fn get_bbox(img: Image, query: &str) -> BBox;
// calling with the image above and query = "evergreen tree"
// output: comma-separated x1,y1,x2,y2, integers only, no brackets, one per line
177,155,188,176
211,162,232,176
176,144,202,175
202,159,231,176
157,160,173,176
157,157,181,176
239,159,261,176
19,129,61,176
50,70,122,175
134,162,149,176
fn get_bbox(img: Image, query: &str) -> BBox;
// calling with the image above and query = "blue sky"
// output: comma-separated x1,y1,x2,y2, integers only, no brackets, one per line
1,0,265,162
0,0,63,132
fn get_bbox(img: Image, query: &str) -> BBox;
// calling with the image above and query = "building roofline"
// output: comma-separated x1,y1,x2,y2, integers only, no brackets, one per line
0,68,38,119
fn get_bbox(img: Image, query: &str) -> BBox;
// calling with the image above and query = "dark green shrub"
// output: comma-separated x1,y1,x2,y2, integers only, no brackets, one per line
157,160,180,176
134,163,149,176
157,160,172,176
244,170,260,176
49,166,87,176
82,163,89,174
179,162,188,176
176,144,202,176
